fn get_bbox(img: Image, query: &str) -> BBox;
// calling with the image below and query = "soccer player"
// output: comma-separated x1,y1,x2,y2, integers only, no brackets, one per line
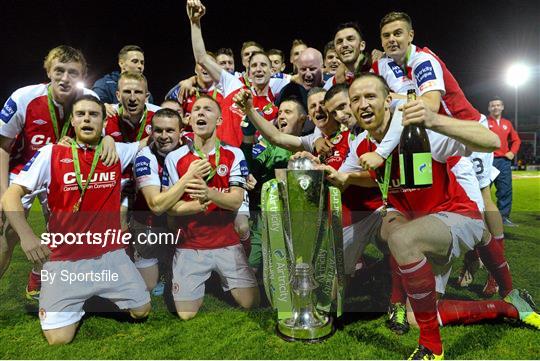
324,22,371,89
164,52,224,118
216,48,236,75
92,45,154,110
289,39,307,74
1,95,151,344
186,0,288,147
104,71,161,234
267,49,287,75
371,11,508,301
323,41,342,81
0,45,103,298
133,108,210,291
346,73,539,359
165,95,259,320
233,91,308,271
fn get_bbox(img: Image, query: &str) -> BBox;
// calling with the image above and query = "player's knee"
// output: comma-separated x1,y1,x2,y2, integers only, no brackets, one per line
44,329,75,345
387,225,413,253
177,311,198,321
129,303,151,319
233,287,260,309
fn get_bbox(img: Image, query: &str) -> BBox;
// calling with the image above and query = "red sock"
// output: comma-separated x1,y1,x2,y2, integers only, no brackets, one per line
389,255,407,304
492,235,505,250
399,258,442,355
477,240,513,297
438,299,518,326
27,270,41,291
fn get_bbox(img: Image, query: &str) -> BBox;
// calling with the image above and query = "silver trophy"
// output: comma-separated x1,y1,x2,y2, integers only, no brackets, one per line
273,157,334,341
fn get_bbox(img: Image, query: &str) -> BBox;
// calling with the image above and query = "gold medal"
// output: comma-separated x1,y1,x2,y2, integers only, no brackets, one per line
381,201,388,217
72,198,81,213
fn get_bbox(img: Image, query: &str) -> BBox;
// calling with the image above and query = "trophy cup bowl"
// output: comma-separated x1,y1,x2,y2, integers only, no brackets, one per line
275,157,334,342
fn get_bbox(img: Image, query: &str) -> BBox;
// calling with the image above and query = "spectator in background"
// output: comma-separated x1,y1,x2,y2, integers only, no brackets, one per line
488,97,521,226
289,39,307,74
92,45,154,114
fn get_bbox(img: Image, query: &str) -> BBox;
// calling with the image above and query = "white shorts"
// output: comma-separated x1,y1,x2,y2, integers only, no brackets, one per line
9,172,47,211
39,249,150,330
431,211,485,294
342,208,384,274
171,244,257,301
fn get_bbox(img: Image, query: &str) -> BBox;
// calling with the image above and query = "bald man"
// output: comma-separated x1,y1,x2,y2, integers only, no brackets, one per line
276,48,324,135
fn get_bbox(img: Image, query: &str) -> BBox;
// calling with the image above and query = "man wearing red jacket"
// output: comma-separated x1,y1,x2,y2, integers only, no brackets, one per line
487,97,521,226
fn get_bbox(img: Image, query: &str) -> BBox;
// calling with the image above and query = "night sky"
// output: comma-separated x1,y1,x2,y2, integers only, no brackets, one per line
2,0,539,129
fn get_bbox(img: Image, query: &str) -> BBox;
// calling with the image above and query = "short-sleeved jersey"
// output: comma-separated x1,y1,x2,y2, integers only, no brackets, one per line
165,83,224,119
133,145,170,227
104,103,160,143
353,126,482,220
13,141,139,261
0,83,98,174
218,71,288,147
339,133,385,226
104,103,160,183
372,45,481,121
165,141,248,249
301,130,351,171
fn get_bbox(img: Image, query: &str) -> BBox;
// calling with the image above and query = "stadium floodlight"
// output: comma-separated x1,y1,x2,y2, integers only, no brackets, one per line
506,63,531,88
505,63,531,133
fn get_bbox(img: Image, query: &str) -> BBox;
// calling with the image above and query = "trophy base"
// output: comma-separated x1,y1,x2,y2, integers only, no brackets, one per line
276,316,335,342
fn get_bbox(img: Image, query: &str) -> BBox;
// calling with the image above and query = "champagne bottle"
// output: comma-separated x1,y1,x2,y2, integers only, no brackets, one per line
399,89,432,188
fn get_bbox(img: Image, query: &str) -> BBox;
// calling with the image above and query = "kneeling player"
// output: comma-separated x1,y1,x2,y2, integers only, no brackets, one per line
345,74,539,359
2,95,151,344
165,95,259,320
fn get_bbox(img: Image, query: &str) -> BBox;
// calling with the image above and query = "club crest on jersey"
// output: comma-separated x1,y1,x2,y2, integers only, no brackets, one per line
38,308,47,321
0,97,17,123
173,282,180,294
331,134,343,144
217,164,229,177
145,124,152,134
263,106,274,115
503,125,508,130
60,158,74,164
33,119,47,126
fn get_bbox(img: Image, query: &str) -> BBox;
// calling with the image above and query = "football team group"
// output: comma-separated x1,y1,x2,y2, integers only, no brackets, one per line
0,0,537,359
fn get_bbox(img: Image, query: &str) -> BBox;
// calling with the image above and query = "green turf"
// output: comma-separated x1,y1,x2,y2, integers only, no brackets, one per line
1,175,539,359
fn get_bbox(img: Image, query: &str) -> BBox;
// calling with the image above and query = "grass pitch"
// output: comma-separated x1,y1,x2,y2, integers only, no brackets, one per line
0,171,539,359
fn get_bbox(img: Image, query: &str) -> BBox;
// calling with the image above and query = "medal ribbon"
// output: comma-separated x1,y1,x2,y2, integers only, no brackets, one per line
376,154,392,214
192,138,221,182
47,85,71,140
118,105,148,141
70,140,103,212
